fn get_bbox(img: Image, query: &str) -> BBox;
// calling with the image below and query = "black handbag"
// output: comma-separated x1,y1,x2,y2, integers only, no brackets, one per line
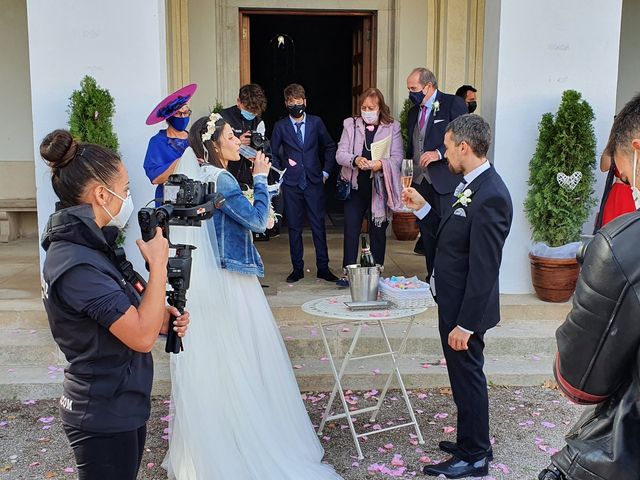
335,118,357,201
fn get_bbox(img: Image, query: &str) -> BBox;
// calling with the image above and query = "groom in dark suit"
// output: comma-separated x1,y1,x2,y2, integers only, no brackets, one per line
406,67,468,280
403,114,513,479
271,83,338,283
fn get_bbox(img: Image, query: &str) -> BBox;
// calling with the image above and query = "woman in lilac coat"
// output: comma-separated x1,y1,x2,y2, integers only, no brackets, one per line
335,88,403,286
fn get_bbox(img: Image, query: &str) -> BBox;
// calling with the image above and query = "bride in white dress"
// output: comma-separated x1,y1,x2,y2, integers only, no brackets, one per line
162,113,343,480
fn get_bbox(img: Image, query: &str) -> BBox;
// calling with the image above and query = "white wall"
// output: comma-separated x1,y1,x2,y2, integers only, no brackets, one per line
617,0,640,111
484,0,623,293
27,0,168,274
0,0,34,162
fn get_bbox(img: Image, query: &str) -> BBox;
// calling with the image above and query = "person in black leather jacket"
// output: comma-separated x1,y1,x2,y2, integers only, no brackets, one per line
39,129,189,480
539,93,640,480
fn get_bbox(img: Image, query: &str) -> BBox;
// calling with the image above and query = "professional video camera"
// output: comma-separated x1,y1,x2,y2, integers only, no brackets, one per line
138,174,225,354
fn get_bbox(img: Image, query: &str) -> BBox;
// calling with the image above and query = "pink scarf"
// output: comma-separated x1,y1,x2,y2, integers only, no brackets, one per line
371,160,403,226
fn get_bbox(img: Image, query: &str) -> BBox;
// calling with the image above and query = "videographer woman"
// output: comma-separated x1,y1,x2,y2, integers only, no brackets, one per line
39,129,188,480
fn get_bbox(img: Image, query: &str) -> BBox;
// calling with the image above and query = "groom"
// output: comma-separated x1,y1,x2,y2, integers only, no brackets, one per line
403,114,513,478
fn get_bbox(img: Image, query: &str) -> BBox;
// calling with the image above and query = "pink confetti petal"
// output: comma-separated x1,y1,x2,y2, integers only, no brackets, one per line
38,416,55,424
64,467,75,473
147,463,155,469
493,463,510,474
541,421,556,428
442,426,455,434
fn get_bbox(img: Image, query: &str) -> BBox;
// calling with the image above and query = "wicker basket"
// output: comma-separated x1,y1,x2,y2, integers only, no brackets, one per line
378,279,434,309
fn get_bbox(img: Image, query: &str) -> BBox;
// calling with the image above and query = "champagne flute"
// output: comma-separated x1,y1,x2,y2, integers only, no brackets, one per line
401,159,413,189
239,144,287,179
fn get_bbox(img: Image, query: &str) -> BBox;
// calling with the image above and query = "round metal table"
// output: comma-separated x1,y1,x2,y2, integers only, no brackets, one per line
302,295,431,460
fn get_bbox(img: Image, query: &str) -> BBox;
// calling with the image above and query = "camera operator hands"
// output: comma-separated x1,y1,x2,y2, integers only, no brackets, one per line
252,151,271,176
136,227,169,272
239,130,252,146
161,306,189,338
109,227,171,353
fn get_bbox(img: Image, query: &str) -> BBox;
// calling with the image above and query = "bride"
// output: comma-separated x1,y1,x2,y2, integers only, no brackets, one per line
163,113,343,479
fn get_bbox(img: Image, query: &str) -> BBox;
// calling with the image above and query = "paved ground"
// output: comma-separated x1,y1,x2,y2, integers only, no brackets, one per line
0,385,582,479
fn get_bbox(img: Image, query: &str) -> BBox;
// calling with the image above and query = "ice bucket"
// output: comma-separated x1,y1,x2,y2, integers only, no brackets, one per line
345,264,384,302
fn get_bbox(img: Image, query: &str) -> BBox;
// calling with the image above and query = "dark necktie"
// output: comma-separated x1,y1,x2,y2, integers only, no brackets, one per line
418,106,427,130
295,121,304,146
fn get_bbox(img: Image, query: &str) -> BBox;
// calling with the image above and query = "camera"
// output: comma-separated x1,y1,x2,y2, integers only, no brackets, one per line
250,131,268,150
138,174,225,354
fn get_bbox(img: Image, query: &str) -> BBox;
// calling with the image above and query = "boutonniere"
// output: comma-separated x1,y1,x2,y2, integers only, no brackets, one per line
452,188,473,207
432,100,440,115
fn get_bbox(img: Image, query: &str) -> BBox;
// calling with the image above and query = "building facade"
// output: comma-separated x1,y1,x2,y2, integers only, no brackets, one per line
2,0,637,293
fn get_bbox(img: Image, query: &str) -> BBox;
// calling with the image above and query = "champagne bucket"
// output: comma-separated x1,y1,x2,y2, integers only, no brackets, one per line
345,264,384,302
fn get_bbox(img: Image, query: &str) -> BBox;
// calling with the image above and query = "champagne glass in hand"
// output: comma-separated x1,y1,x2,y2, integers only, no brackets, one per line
401,159,414,191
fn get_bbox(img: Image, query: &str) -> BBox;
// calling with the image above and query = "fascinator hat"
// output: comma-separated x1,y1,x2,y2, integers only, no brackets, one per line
145,83,198,125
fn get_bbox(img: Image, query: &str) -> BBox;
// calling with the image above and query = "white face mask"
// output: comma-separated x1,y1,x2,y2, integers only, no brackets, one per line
632,150,640,210
102,188,134,229
361,110,379,125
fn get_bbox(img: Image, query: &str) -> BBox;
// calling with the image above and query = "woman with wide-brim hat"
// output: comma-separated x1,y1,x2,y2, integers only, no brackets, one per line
143,83,197,204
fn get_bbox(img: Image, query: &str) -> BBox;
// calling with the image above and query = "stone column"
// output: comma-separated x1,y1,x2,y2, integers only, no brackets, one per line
483,0,623,293
27,0,168,273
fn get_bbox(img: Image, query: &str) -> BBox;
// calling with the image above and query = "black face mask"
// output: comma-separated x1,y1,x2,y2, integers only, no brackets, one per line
287,104,305,118
467,101,477,114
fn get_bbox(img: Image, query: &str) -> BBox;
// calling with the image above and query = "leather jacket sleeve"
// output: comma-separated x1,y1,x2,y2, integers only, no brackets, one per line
554,212,640,404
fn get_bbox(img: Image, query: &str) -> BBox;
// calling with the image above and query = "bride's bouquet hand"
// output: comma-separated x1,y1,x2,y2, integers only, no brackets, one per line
252,151,271,176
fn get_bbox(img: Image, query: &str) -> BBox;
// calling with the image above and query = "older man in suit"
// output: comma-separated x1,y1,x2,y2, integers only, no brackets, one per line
271,83,338,283
406,67,468,280
403,114,513,479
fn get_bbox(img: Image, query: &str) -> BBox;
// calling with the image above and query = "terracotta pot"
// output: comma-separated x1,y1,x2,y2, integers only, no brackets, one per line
392,211,419,241
529,253,580,302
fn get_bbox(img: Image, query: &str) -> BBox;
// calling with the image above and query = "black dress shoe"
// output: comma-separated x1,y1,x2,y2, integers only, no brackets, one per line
438,441,494,461
423,455,488,478
413,241,425,255
317,269,339,282
286,269,304,283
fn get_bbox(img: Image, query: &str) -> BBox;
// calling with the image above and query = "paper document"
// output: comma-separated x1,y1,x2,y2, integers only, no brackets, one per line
370,135,391,161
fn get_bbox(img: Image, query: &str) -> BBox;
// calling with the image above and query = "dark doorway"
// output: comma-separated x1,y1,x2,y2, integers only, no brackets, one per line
240,10,376,216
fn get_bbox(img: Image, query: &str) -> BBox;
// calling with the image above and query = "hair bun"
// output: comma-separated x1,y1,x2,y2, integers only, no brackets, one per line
40,129,78,169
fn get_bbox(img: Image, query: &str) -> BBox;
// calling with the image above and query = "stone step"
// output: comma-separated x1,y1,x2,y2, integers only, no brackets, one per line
4,315,561,367
0,363,172,401
0,293,572,330
270,292,571,325
0,353,554,400
291,353,555,391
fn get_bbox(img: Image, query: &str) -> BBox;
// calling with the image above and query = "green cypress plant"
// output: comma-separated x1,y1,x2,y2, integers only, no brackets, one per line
68,76,124,244
68,76,119,152
524,89,597,248
399,98,413,153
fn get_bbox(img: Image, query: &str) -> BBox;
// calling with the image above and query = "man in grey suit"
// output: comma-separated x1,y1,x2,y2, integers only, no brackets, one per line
406,67,467,280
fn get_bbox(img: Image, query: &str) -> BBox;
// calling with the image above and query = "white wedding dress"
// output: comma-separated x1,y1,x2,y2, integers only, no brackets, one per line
162,150,342,480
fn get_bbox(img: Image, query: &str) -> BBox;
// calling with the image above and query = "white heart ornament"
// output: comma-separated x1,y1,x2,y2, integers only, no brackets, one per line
556,171,582,191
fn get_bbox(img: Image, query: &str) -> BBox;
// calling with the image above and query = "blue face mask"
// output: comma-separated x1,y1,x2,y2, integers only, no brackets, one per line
241,109,256,121
167,115,190,131
409,90,426,107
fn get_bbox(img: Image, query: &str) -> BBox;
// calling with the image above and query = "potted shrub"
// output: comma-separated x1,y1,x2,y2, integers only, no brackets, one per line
393,98,420,241
524,89,597,302
68,76,123,243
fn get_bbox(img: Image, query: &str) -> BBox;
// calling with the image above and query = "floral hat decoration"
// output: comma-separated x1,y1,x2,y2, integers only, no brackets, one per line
145,83,198,125
201,112,224,144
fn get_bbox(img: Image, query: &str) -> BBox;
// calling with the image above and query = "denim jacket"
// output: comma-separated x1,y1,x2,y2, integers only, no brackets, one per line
201,165,269,277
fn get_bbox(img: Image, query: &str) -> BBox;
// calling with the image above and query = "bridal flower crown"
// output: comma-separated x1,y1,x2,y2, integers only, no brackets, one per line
202,112,223,144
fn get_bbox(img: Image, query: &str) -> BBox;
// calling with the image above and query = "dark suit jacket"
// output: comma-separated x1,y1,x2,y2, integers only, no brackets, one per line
406,91,467,195
270,114,337,187
427,166,513,332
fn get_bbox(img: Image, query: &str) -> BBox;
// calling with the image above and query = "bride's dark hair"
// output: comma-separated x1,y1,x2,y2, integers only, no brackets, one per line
189,116,227,169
